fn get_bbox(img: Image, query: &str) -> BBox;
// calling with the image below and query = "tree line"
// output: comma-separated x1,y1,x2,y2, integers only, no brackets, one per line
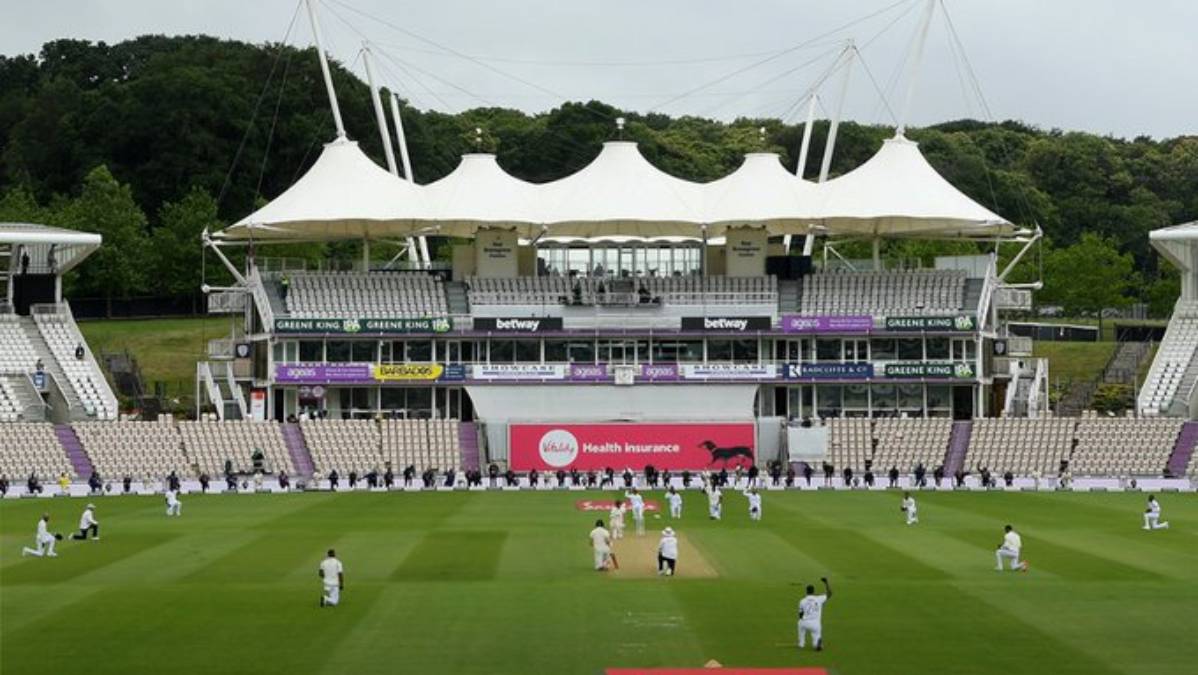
1,36,1195,317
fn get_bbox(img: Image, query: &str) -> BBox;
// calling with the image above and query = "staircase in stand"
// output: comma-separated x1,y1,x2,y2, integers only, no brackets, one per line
281,422,315,477
943,420,973,475
458,421,481,471
55,424,93,477
1166,420,1198,477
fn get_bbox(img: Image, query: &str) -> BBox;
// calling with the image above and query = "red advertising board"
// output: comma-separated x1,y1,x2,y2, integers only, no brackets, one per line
509,423,756,471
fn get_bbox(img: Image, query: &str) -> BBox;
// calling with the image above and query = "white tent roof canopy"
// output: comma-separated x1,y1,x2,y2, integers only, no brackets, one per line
1150,221,1198,303
219,138,430,241
812,135,1014,237
215,133,1017,243
0,222,102,274
422,153,541,238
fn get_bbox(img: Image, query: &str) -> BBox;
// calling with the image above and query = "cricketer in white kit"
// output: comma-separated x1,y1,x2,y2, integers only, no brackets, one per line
901,492,918,525
798,577,832,650
1143,495,1170,530
21,514,59,558
609,500,626,539
743,488,762,521
625,489,646,535
707,486,722,520
165,488,182,516
666,487,683,519
319,549,344,607
589,520,613,571
995,524,1027,571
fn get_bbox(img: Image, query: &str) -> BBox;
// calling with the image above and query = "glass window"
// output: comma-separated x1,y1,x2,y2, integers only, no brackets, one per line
381,388,405,410
352,341,377,363
544,341,567,363
897,384,924,415
816,339,841,362
407,341,433,362
352,388,373,410
927,384,951,410
844,384,870,409
326,341,351,363
707,340,732,362
567,340,595,364
732,339,758,362
299,341,323,362
870,339,897,361
817,385,843,418
897,338,922,361
871,384,897,410
490,340,515,364
652,340,703,363
926,337,950,359
515,340,541,363
462,341,477,363
407,388,432,417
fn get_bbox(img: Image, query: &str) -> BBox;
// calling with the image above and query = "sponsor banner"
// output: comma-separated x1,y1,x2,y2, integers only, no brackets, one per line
575,499,660,512
275,363,372,384
680,316,772,332
510,422,756,471
471,364,568,381
638,363,680,381
274,363,467,384
473,316,564,332
783,362,874,379
781,315,873,334
372,363,444,381
273,317,451,334
679,363,777,380
884,315,977,332
569,363,610,381
881,362,977,379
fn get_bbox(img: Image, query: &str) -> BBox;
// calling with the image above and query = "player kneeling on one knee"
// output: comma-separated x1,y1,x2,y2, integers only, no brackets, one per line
798,577,832,650
995,524,1027,572
21,513,61,558
165,488,182,517
657,527,678,576
71,503,100,541
1143,495,1170,530
319,549,344,607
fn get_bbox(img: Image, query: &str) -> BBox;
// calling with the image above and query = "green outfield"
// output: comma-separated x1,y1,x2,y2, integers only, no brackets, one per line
2,490,1195,675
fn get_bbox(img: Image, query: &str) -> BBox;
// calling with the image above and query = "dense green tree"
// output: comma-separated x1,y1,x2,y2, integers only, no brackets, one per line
1039,233,1134,319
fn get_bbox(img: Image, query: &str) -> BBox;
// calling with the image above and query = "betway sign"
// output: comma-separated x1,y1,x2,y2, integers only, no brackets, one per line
473,317,564,332
680,316,772,332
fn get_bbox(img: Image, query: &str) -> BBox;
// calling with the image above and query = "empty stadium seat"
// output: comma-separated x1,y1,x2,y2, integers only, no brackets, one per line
799,269,967,316
284,271,447,319
1069,416,1181,477
0,422,70,480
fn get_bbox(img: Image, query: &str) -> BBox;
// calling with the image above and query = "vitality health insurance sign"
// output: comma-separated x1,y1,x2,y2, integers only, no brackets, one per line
509,423,756,471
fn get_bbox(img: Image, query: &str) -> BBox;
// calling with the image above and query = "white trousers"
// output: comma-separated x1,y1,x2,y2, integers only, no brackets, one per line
749,507,761,521
1143,513,1168,529
906,510,918,525
22,537,57,557
632,509,644,533
611,523,624,539
593,549,611,570
670,504,682,518
798,620,822,647
167,502,181,516
322,584,340,606
995,547,1021,570
709,504,721,519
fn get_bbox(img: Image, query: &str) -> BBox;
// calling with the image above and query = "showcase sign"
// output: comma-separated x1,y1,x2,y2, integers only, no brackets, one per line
781,315,874,334
566,363,682,382
273,317,451,334
679,364,777,380
471,364,568,381
883,316,977,332
783,362,874,379
680,316,772,332
881,362,977,379
509,422,756,471
473,317,564,332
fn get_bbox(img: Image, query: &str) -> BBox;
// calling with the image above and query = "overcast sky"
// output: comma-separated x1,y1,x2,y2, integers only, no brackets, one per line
3,0,1195,139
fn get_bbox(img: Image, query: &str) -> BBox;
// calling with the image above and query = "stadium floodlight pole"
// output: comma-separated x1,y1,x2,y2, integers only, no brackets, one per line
362,44,398,175
896,0,937,137
304,0,346,139
387,93,421,265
